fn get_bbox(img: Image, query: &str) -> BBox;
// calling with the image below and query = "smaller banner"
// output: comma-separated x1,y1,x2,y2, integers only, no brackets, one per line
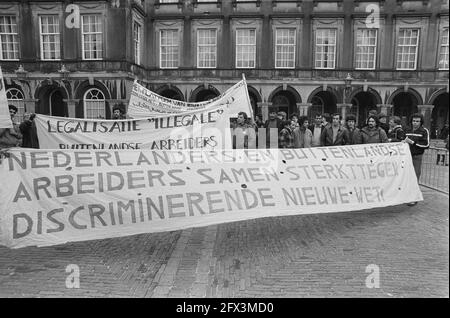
35,103,237,150
0,67,13,129
0,143,423,249
128,79,253,118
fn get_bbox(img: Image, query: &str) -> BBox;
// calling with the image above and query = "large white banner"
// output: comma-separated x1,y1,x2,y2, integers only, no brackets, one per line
34,103,237,150
0,143,422,248
0,67,13,129
128,79,253,118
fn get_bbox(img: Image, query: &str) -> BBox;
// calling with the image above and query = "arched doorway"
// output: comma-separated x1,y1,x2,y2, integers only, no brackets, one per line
49,90,66,117
431,92,449,139
350,91,379,127
194,89,219,102
35,82,68,117
308,90,337,120
392,92,420,127
157,86,184,101
269,86,301,118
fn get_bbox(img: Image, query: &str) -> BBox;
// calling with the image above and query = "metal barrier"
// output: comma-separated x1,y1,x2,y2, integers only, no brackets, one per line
419,146,449,194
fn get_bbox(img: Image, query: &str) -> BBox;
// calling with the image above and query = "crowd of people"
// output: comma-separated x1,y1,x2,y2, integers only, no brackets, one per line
231,109,436,206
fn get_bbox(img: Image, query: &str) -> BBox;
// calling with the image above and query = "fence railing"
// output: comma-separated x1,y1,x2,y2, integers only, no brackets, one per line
419,146,449,194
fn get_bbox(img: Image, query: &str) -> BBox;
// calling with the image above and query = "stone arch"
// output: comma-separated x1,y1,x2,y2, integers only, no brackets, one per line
307,86,339,119
268,85,302,105
386,87,424,106
75,80,112,119
189,84,220,102
247,85,262,117
348,86,382,106
348,87,382,126
428,87,448,105
34,79,69,117
155,84,185,101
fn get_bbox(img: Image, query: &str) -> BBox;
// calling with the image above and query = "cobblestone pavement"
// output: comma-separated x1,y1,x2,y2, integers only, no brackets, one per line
0,187,448,298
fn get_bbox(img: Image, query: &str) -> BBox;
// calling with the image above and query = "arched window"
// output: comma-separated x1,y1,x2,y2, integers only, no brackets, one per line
6,88,25,121
84,88,105,119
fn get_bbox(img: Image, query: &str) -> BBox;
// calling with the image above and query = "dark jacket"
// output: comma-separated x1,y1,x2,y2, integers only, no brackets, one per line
19,120,40,148
405,126,430,156
321,125,350,146
360,126,389,144
346,127,362,145
387,125,406,142
379,122,389,135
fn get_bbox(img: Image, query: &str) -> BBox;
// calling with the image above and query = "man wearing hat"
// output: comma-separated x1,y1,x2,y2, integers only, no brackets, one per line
0,105,22,148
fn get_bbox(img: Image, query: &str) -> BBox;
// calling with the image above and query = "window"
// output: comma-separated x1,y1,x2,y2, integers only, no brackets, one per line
0,15,19,60
355,29,377,70
275,28,296,68
236,29,256,68
396,28,419,70
84,88,105,119
197,29,217,68
82,15,103,60
160,29,179,68
315,29,336,69
438,28,449,70
39,15,60,60
133,21,142,65
159,0,179,3
6,88,25,121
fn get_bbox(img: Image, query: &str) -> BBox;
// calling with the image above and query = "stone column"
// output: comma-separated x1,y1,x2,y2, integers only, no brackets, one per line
64,99,79,118
258,102,271,122
296,103,312,117
376,104,394,117
337,103,352,121
417,105,434,130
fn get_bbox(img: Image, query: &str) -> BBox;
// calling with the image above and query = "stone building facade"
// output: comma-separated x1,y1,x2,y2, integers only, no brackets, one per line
0,0,448,134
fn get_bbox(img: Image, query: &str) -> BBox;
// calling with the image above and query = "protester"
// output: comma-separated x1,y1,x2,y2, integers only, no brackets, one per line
112,103,127,119
0,105,22,149
290,113,299,128
322,113,331,129
320,113,350,146
254,114,264,129
277,111,287,121
293,116,312,148
378,113,390,134
387,116,406,142
19,112,39,148
232,111,256,149
264,111,283,148
439,123,449,140
345,114,362,145
309,114,325,147
404,113,430,206
279,120,295,148
360,115,389,144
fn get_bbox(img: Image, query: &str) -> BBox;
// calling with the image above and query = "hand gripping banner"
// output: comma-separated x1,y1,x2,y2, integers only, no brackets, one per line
0,143,422,248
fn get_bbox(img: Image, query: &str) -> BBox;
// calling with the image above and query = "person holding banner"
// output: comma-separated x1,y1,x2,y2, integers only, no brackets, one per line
19,113,39,149
403,113,430,206
0,105,22,149
321,113,350,146
232,111,256,149
293,116,312,148
360,115,389,144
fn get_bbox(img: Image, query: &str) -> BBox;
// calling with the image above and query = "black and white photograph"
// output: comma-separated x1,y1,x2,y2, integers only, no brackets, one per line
0,0,448,303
